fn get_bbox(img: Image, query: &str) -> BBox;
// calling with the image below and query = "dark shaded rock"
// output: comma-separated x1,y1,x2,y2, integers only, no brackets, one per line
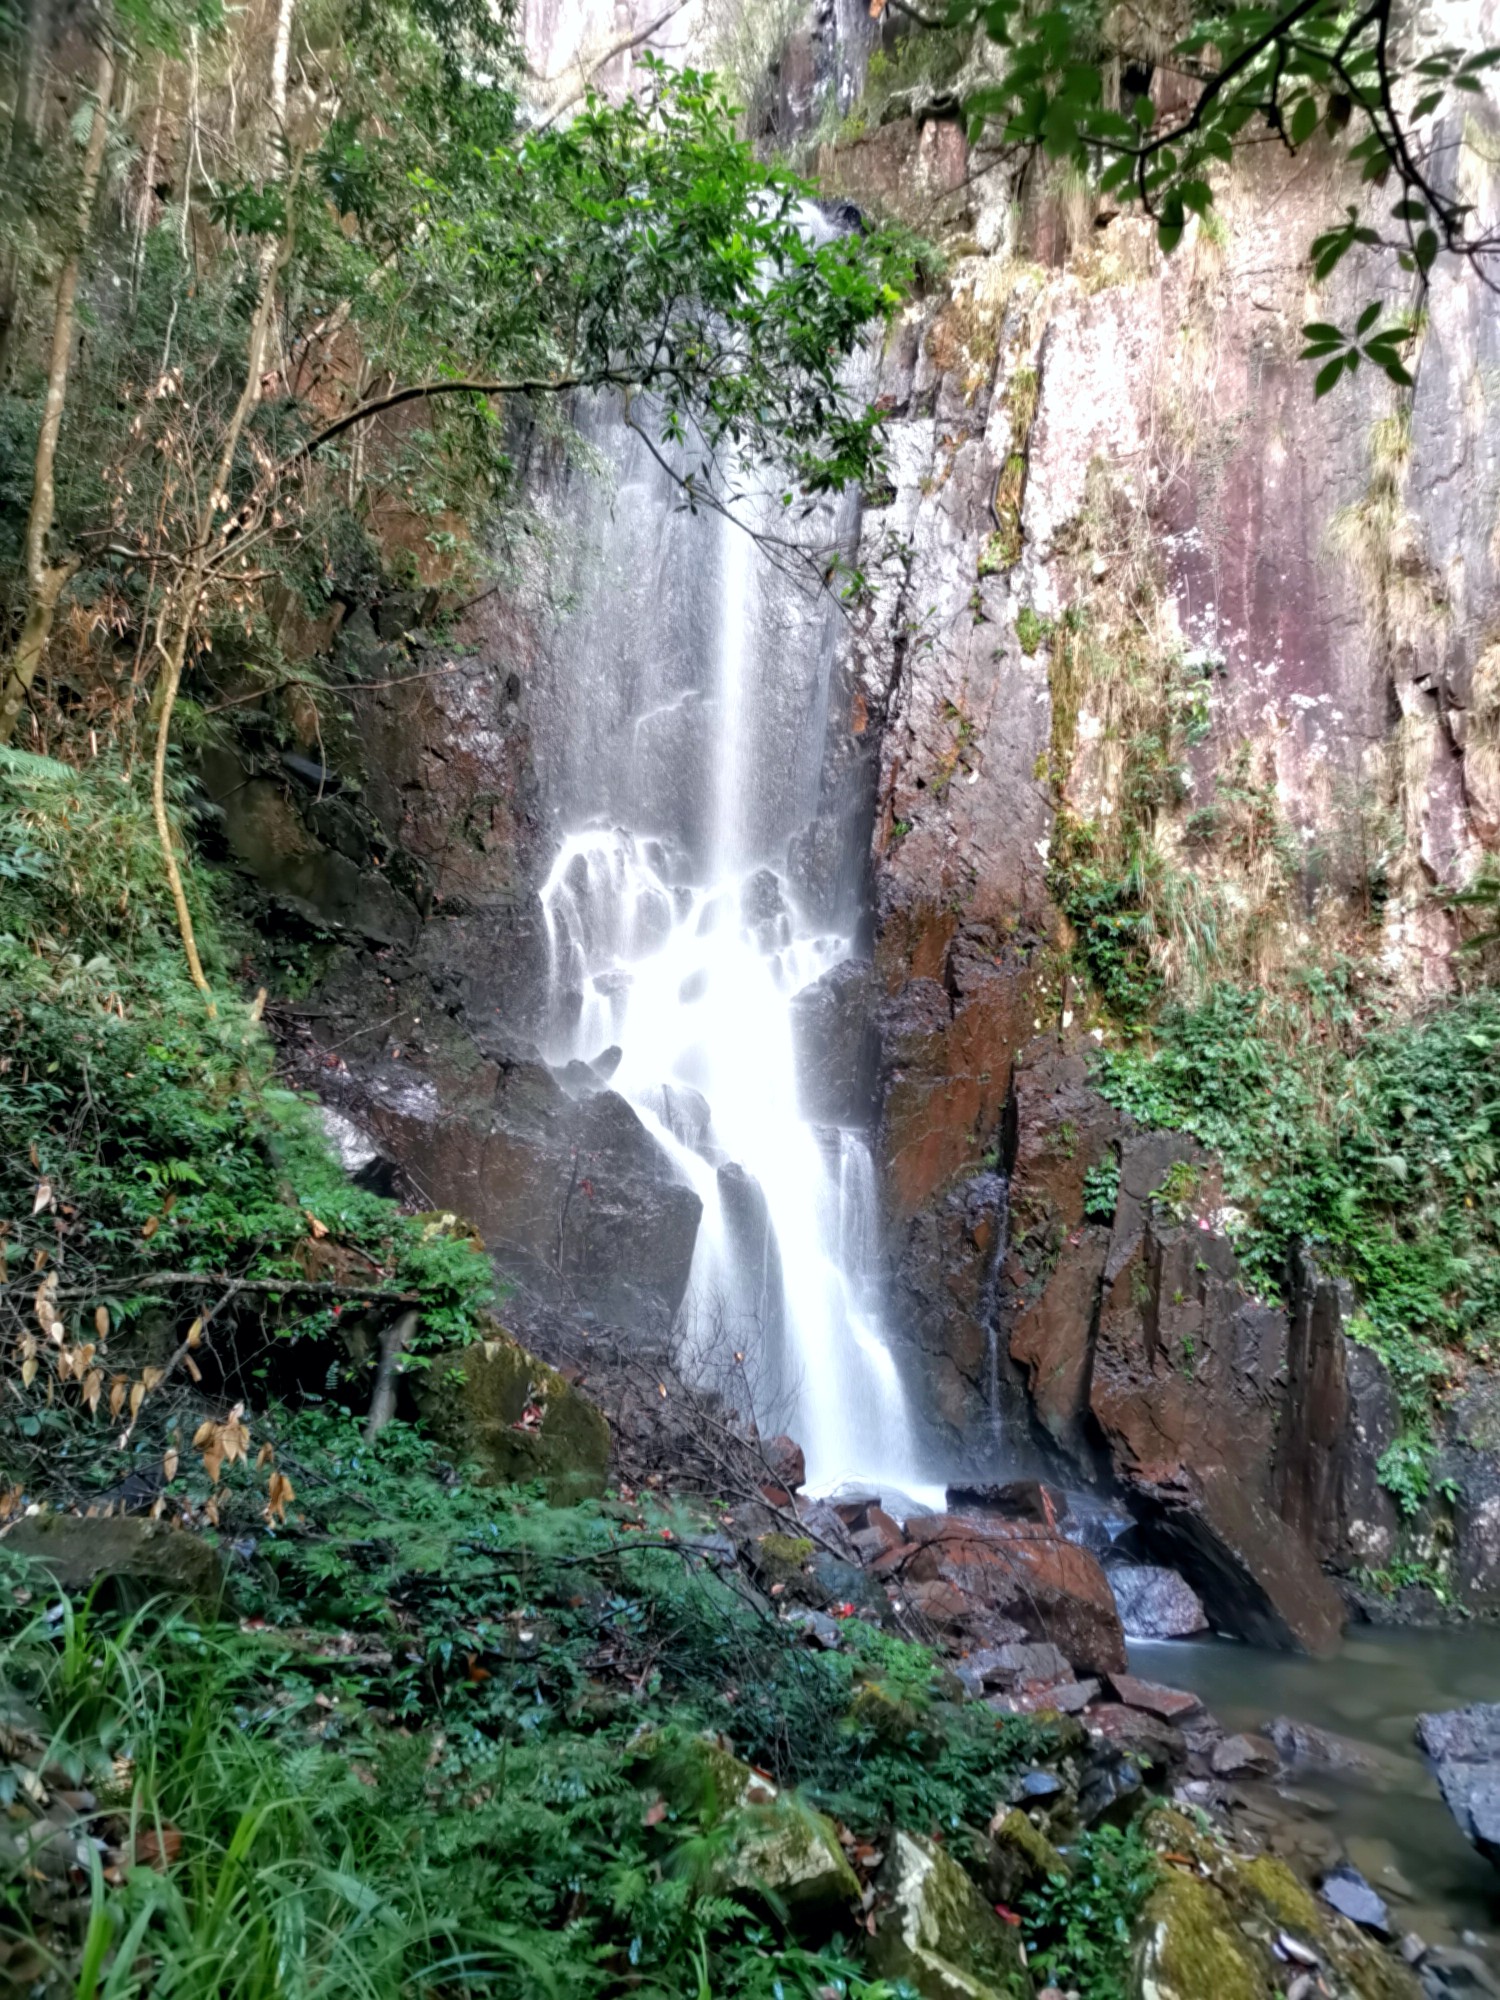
357,1059,703,1333
1,1515,224,1614
897,1513,1126,1675
1417,1944,1500,1997
790,959,878,1127
412,1322,611,1502
1417,1705,1500,1868
1087,1164,1344,1656
1086,1702,1187,1777
1320,1864,1392,1935
948,1479,1069,1527
1107,1563,1209,1639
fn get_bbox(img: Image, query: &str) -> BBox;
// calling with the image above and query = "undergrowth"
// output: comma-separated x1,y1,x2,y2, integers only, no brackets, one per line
1093,981,1500,1510
0,1414,1098,1999
0,749,492,1394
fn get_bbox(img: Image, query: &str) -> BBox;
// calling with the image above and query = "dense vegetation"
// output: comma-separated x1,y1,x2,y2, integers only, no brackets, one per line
0,1413,1160,1998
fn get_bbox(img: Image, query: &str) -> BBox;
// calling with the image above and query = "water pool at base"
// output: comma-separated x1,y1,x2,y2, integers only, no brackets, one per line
1131,1626,1500,1950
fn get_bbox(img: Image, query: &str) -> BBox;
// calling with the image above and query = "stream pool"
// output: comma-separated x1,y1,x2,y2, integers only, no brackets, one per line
1130,1627,1500,1951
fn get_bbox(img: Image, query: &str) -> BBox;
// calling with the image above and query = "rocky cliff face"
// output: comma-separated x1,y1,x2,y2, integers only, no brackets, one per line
211,3,1500,1645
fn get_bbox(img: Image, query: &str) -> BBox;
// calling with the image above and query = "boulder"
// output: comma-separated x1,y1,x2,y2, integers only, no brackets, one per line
357,1057,703,1334
896,1514,1126,1676
1087,1166,1344,1656
1265,1717,1383,1778
635,1730,859,1918
1,1514,224,1614
413,1322,610,1502
1107,1564,1209,1640
871,1830,1034,2000
1417,1705,1500,1869
1107,1674,1203,1723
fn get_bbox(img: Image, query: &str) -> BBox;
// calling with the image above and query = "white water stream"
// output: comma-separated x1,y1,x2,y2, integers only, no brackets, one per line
535,455,936,1505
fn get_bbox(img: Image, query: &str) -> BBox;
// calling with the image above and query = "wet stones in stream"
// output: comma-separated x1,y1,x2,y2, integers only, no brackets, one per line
1417,1706,1500,1871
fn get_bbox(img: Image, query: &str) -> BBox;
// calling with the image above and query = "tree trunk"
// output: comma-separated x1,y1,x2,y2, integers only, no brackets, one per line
0,0,54,384
149,0,297,999
0,35,115,744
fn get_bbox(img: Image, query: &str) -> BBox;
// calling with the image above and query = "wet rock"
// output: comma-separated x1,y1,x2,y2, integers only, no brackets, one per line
1418,1944,1500,1997
1,1515,224,1614
1107,1563,1209,1640
1211,1734,1280,1778
1265,1716,1382,1778
359,1059,704,1333
948,1480,1069,1528
1088,1165,1344,1655
1417,1705,1500,1868
1320,1864,1392,1936
897,1514,1127,1676
412,1321,611,1502
783,1609,843,1650
790,959,878,1126
871,1830,1034,2000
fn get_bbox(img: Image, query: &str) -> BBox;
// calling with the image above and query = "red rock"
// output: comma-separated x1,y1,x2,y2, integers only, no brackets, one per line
901,1513,1126,1676
1086,1703,1187,1771
869,1542,919,1577
1107,1673,1205,1722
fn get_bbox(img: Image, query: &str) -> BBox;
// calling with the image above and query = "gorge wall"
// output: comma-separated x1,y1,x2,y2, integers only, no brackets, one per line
207,1,1500,1646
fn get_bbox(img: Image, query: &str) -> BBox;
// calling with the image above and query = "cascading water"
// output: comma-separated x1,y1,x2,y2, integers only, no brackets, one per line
531,409,937,1505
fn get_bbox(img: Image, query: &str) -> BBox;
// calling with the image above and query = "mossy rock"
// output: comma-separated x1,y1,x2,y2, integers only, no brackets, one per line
753,1532,813,1588
1,1514,224,1616
1137,1808,1421,2000
1134,1869,1266,2000
632,1730,858,1919
872,1831,1033,1999
985,1808,1067,1907
729,1799,861,1917
413,1319,609,1503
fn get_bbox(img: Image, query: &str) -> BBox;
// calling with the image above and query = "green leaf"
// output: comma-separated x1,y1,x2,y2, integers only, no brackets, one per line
1289,95,1320,147
1355,301,1381,334
1416,227,1439,270
1314,354,1348,396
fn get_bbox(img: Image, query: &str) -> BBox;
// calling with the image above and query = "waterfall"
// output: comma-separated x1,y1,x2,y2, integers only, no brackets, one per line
532,409,938,1506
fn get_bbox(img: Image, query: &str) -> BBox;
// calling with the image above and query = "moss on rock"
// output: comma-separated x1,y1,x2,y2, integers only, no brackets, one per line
872,1830,1034,1999
2,1514,224,1615
1134,1869,1265,2000
413,1318,609,1503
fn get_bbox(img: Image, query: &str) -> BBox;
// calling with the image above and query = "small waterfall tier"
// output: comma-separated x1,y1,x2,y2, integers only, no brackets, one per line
539,827,934,1501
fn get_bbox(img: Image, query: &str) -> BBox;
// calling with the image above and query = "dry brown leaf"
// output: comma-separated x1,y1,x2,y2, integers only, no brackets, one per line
129,1381,146,1422
184,1354,202,1384
163,1449,179,1483
192,1419,215,1448
186,1317,203,1348
256,1442,274,1469
304,1211,329,1240
141,1216,159,1240
94,1305,109,1339
141,1367,164,1393
20,1357,37,1390
109,1378,127,1420
133,1825,182,1869
31,1179,53,1217
83,1369,102,1413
